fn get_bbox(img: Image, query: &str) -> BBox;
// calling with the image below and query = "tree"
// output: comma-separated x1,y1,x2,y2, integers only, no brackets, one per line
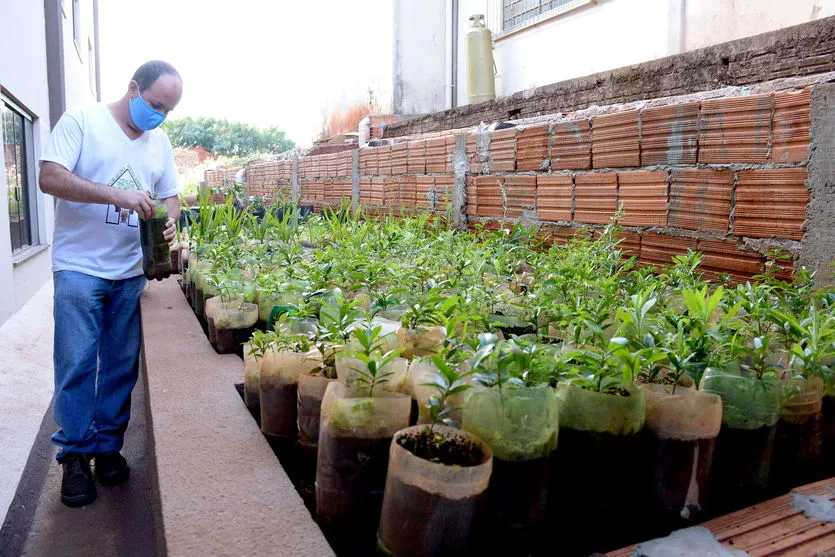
162,117,295,156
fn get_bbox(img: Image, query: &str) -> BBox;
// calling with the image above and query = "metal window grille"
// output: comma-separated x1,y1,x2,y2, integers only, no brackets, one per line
486,0,593,36
2,98,38,254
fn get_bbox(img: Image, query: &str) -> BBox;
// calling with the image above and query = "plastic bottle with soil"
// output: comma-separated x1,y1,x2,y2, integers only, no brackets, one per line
377,425,493,557
316,382,411,544
640,384,722,532
770,375,825,492
552,381,646,555
822,375,835,478
213,299,258,354
260,348,323,438
139,201,172,281
242,343,261,416
462,385,559,556
699,366,780,514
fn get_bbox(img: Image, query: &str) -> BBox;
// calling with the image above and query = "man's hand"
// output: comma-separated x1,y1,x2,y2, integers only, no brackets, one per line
163,217,176,243
114,189,154,221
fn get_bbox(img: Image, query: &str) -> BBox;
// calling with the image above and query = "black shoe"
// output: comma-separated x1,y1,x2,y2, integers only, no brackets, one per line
94,451,130,487
60,454,97,507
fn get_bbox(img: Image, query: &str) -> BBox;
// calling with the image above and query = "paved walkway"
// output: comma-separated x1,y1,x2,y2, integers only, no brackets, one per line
0,281,54,528
0,282,158,557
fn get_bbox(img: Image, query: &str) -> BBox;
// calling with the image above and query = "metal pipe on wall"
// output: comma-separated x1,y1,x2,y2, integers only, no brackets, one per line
451,0,459,109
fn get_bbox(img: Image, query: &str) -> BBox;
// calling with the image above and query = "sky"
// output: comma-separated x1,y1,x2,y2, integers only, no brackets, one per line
98,0,394,146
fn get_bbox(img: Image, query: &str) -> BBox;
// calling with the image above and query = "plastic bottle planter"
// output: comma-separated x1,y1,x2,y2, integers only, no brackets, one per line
552,382,646,555
396,326,445,359
259,349,323,438
462,386,559,556
169,244,180,275
640,384,722,531
204,296,224,347
242,344,261,416
213,301,258,354
822,376,835,478
377,425,493,557
316,382,411,540
139,203,172,281
297,372,335,452
699,368,780,514
771,376,825,493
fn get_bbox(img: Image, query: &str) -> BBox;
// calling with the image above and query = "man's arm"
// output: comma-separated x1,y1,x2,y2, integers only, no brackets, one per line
39,161,155,220
160,195,180,243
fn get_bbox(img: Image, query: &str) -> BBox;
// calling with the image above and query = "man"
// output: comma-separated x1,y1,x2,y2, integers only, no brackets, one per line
39,60,183,507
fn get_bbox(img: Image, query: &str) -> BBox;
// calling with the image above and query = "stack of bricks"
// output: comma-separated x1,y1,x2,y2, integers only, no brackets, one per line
462,88,813,282
203,167,241,204
245,160,292,202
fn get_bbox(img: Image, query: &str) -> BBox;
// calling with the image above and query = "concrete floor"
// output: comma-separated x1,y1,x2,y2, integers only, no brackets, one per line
0,281,55,528
0,281,158,557
19,369,158,557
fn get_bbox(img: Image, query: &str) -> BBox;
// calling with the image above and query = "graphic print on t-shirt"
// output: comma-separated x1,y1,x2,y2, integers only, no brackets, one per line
105,165,142,228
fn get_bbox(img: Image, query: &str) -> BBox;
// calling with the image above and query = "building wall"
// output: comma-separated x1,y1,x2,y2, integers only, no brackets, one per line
396,0,835,111
62,0,99,109
393,0,449,115
0,0,99,326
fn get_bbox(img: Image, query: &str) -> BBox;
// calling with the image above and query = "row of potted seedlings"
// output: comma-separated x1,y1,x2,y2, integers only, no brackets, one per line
173,201,834,556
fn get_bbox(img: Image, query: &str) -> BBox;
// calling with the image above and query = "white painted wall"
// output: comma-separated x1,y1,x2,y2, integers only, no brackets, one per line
0,0,96,326
62,0,99,109
393,0,449,115
395,0,835,112
684,0,835,51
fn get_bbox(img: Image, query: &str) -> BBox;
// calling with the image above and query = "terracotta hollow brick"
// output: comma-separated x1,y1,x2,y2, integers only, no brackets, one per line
734,168,809,240
536,175,572,222
592,111,640,168
772,89,811,163
516,125,550,172
617,170,668,227
698,94,772,164
552,120,591,170
574,172,618,224
668,168,733,233
640,102,699,166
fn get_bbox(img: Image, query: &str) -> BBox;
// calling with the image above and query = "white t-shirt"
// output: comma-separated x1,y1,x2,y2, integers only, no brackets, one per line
40,103,181,280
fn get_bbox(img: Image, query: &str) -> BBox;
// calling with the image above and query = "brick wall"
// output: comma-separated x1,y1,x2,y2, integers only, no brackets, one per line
459,88,813,283
204,168,240,190
224,81,833,283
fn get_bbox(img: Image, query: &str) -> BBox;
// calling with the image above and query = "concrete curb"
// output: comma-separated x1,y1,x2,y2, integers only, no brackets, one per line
140,279,334,557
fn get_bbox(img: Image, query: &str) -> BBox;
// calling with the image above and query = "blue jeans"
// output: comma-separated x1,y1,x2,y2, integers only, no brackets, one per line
52,271,146,460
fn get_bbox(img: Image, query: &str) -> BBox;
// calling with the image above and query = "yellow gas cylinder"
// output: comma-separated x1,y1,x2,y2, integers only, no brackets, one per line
466,14,496,104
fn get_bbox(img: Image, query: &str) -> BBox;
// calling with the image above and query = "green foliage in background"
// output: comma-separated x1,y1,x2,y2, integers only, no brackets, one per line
163,117,295,157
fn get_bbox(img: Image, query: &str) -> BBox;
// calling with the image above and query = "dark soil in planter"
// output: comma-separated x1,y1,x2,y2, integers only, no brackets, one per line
214,326,254,356
409,397,419,426
235,383,374,557
822,396,835,479
643,434,716,532
488,314,535,338
378,473,487,557
551,428,645,555
207,317,217,346
479,456,550,556
260,382,298,439
770,415,823,494
297,391,324,448
316,433,392,555
709,424,776,515
397,427,485,467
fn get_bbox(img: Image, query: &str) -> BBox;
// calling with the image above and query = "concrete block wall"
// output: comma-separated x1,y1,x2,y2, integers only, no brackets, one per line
206,82,834,284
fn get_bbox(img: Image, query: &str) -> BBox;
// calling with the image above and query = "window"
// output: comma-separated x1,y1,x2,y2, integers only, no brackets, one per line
88,38,95,93
72,0,81,49
492,0,593,35
2,98,39,254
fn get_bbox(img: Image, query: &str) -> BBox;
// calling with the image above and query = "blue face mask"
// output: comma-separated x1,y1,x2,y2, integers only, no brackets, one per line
129,93,166,131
